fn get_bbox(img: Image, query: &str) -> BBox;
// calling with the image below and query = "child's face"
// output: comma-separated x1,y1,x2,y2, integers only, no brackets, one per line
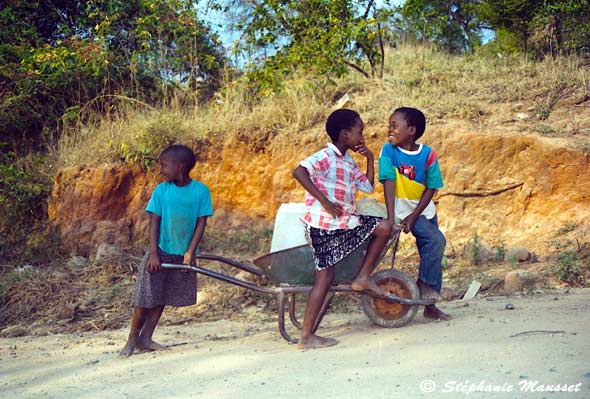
387,112,415,146
159,156,182,182
345,118,365,149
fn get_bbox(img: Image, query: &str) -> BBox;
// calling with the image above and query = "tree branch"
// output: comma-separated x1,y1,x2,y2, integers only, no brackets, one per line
437,182,524,198
344,60,370,78
362,0,376,20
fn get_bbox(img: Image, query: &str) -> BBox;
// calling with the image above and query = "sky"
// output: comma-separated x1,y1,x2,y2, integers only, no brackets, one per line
197,0,493,66
199,0,406,54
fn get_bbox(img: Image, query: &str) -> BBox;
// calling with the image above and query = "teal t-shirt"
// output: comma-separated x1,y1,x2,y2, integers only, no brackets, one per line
146,179,213,255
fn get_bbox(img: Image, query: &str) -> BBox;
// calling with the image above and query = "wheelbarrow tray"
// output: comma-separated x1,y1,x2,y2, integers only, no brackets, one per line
253,241,370,286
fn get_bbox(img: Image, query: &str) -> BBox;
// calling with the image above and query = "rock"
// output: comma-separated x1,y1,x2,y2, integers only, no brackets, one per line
506,247,530,262
67,256,88,269
59,302,79,321
94,243,123,262
504,270,536,293
463,280,482,300
196,290,210,306
462,241,495,262
516,112,530,120
505,303,515,310
333,93,352,110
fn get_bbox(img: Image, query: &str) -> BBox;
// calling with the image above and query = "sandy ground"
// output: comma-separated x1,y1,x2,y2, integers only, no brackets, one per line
2,288,590,399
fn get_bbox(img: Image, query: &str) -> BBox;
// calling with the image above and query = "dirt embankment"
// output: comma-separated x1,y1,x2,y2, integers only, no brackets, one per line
49,124,590,257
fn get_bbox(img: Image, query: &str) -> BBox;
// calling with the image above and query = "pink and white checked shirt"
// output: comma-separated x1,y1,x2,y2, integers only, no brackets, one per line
300,143,373,230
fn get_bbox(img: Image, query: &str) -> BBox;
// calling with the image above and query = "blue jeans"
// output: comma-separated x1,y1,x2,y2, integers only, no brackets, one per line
410,215,446,293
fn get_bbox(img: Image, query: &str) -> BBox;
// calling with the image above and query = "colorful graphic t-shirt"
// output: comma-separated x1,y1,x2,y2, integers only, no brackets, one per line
146,179,213,255
378,142,443,221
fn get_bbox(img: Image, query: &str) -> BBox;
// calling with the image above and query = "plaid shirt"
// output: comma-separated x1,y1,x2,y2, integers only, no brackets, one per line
300,143,373,230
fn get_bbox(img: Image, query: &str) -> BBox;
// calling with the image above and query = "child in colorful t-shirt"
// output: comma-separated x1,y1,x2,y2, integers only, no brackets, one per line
378,107,451,321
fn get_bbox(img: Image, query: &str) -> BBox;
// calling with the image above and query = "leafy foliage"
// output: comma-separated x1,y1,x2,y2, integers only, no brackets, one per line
481,0,590,56
0,0,226,153
234,0,394,93
398,0,485,53
0,151,57,265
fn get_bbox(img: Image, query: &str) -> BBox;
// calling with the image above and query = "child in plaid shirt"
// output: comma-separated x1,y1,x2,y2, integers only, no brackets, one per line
293,109,393,350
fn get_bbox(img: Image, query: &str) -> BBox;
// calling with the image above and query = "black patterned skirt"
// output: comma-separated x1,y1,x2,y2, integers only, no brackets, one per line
305,215,382,271
132,249,197,308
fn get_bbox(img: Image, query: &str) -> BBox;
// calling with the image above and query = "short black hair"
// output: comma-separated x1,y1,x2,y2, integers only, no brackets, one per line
393,107,426,139
325,109,361,142
160,144,196,172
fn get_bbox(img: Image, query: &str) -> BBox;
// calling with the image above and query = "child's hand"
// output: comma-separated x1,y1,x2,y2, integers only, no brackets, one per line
321,200,344,218
147,252,161,273
182,251,196,273
401,214,418,233
354,144,374,160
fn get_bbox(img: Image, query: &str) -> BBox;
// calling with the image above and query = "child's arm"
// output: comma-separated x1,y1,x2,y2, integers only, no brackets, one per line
378,151,396,223
183,216,208,266
354,144,374,186
293,165,343,217
383,179,396,222
401,188,436,233
147,212,162,273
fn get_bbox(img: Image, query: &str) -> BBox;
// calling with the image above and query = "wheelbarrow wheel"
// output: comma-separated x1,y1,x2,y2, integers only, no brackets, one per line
360,269,420,328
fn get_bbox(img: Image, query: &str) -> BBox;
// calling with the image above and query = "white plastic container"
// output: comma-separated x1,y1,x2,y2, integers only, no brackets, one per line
270,203,308,252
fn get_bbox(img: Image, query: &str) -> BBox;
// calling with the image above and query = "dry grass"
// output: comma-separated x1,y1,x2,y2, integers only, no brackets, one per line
53,47,587,166
0,249,142,333
55,45,590,167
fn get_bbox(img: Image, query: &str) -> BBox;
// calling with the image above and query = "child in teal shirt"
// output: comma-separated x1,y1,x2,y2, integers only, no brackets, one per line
120,144,213,357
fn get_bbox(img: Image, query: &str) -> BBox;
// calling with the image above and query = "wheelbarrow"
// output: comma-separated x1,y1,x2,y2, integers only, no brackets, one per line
161,228,434,344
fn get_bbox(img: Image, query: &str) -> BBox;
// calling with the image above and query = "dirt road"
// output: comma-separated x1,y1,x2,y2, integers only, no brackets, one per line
2,288,590,399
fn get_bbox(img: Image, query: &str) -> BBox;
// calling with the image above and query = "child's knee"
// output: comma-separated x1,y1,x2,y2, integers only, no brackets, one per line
375,220,393,237
434,232,446,253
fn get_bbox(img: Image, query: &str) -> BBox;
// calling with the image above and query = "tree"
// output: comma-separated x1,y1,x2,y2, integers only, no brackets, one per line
0,0,226,153
399,0,485,53
233,0,394,93
480,0,590,56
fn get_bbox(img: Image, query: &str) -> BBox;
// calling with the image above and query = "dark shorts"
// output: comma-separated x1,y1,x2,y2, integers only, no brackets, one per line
132,249,197,308
305,215,382,270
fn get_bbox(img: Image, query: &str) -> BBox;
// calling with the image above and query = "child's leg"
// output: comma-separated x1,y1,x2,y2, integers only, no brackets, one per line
351,220,392,294
119,306,148,357
411,216,445,296
298,267,337,349
411,216,451,320
137,305,169,351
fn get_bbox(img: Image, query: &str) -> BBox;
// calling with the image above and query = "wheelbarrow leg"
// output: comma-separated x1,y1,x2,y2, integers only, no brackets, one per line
277,291,298,344
312,291,335,334
289,293,302,329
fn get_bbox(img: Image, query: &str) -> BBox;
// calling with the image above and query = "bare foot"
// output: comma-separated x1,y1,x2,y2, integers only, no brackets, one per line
297,335,339,350
351,278,387,297
417,280,441,301
119,337,138,357
136,338,169,352
424,305,452,320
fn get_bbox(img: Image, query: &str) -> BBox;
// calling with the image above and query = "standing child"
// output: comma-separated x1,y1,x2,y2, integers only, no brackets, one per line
293,109,393,350
378,107,451,320
120,144,213,357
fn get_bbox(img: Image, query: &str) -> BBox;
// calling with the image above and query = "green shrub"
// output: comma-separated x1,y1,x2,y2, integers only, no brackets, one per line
469,233,481,266
556,223,578,236
0,152,59,265
554,251,589,285
494,241,506,262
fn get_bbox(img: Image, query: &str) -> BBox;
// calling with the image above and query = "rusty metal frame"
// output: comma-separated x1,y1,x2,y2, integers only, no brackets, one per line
161,249,433,344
